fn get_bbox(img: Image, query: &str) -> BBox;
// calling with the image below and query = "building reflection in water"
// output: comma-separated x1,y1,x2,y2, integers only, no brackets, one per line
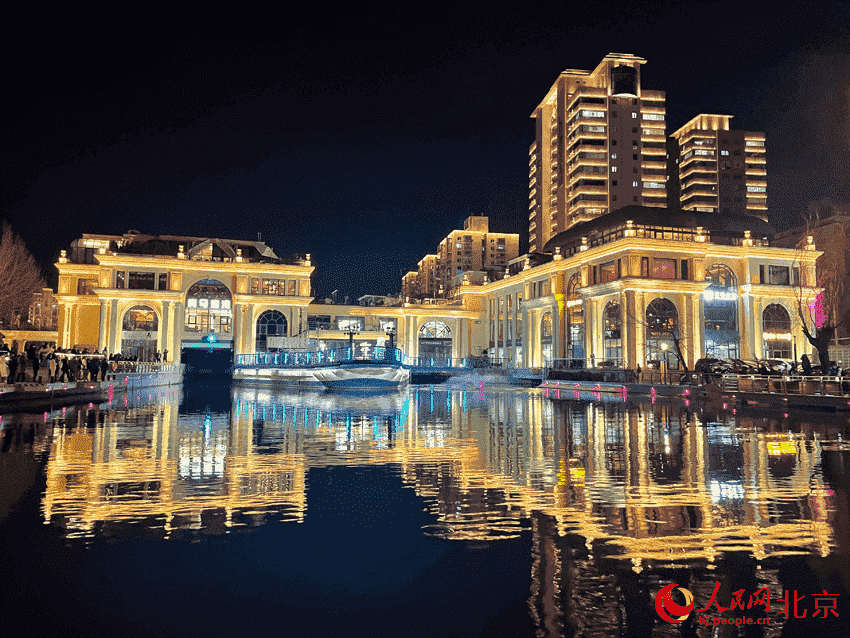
35,385,847,634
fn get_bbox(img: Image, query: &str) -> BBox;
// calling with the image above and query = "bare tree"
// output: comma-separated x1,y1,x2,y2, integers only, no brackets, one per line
626,298,689,372
0,221,45,328
792,230,849,369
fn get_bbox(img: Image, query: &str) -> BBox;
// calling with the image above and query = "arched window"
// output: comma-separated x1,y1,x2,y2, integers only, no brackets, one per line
603,300,622,363
567,273,584,361
185,280,232,336
419,321,452,359
256,310,288,352
762,303,792,359
121,305,158,361
123,305,158,332
703,263,739,359
541,312,553,365
645,298,679,369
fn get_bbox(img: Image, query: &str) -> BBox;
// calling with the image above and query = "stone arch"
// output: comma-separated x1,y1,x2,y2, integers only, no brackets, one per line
120,305,160,361
184,279,233,338
762,303,792,359
256,310,288,352
645,298,680,369
703,263,740,359
418,320,452,360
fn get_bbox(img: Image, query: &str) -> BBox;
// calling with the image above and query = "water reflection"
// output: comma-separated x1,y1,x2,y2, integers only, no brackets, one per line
6,385,849,634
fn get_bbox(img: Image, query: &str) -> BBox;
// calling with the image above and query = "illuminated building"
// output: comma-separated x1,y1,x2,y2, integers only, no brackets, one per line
529,53,667,252
55,210,820,368
54,231,314,359
27,287,59,330
404,216,519,300
669,114,767,220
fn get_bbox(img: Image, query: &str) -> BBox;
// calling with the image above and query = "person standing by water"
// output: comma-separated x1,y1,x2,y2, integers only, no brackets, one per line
48,352,58,383
8,350,18,384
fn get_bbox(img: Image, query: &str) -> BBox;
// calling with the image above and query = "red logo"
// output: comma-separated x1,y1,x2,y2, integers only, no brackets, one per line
655,584,695,623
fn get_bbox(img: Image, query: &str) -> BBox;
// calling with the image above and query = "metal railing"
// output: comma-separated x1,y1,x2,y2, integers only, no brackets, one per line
550,358,626,370
721,374,850,398
235,348,405,368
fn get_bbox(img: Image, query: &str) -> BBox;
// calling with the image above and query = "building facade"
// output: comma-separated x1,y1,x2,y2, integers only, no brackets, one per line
402,216,519,300
56,213,820,371
529,53,667,252
669,114,767,220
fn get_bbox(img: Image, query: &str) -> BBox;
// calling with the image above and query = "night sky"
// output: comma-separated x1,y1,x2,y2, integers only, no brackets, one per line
3,2,848,298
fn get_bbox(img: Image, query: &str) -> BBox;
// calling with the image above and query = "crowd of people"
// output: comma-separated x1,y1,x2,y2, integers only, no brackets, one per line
0,342,170,385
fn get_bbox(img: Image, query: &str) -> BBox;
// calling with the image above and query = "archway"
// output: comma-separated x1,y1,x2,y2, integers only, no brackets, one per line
540,312,553,366
256,310,288,352
645,298,679,369
762,303,791,359
567,273,584,362
602,300,622,364
184,280,233,338
121,305,159,361
419,321,452,360
703,263,739,359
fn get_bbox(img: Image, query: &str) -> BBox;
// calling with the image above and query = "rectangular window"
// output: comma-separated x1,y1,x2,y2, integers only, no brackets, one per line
642,257,649,277
77,279,97,295
792,266,800,286
611,166,617,172
759,265,765,283
653,258,677,279
288,280,297,296
116,271,126,289
592,265,598,284
307,315,332,330
251,278,259,294
158,272,168,290
128,271,155,290
600,261,617,283
768,265,790,285
680,260,689,280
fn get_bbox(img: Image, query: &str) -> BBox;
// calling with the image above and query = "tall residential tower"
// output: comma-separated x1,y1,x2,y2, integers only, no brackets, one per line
528,53,667,252
669,114,767,221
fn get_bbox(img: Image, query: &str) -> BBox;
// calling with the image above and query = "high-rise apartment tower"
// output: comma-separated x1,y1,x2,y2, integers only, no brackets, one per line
669,114,767,221
528,53,667,252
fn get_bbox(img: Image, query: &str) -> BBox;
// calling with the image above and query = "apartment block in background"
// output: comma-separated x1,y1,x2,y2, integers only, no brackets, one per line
529,53,667,252
669,114,767,221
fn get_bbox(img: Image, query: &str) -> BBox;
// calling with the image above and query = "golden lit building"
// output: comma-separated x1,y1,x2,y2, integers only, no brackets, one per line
463,206,819,367
54,231,314,359
405,216,519,300
55,211,820,370
669,114,767,220
529,53,667,252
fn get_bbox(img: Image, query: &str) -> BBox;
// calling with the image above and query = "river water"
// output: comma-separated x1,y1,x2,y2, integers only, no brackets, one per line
2,382,849,637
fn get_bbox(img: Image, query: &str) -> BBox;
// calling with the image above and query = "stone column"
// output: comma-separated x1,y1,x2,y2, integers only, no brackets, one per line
584,298,593,366
172,301,183,360
511,293,519,364
522,306,530,367
159,302,169,358
99,300,108,352
108,300,119,354
245,304,255,354
620,290,630,368
459,318,468,360
635,292,646,368
232,303,241,354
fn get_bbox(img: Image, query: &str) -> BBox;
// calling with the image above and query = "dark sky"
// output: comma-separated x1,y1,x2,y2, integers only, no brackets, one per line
3,2,849,298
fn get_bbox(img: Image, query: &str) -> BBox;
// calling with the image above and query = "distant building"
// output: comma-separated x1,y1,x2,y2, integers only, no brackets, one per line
529,53,667,252
669,114,767,221
773,202,850,343
27,287,58,330
403,216,519,300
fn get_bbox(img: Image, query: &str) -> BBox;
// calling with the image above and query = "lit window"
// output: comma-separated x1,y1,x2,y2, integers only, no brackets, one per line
611,166,617,172
631,112,637,118
633,181,639,187
611,153,617,159
721,150,729,155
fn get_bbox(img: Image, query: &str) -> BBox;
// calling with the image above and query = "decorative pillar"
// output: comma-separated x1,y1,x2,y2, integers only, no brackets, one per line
99,300,108,352
159,302,169,358
511,293,519,364
584,297,594,366
232,303,241,354
635,292,646,368
522,306,531,367
108,300,119,354
172,301,183,360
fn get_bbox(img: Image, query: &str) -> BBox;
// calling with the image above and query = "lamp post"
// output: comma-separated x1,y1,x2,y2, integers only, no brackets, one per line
384,324,396,362
661,342,669,384
343,323,360,360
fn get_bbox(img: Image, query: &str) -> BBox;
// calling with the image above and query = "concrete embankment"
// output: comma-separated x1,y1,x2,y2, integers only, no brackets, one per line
0,366,183,412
